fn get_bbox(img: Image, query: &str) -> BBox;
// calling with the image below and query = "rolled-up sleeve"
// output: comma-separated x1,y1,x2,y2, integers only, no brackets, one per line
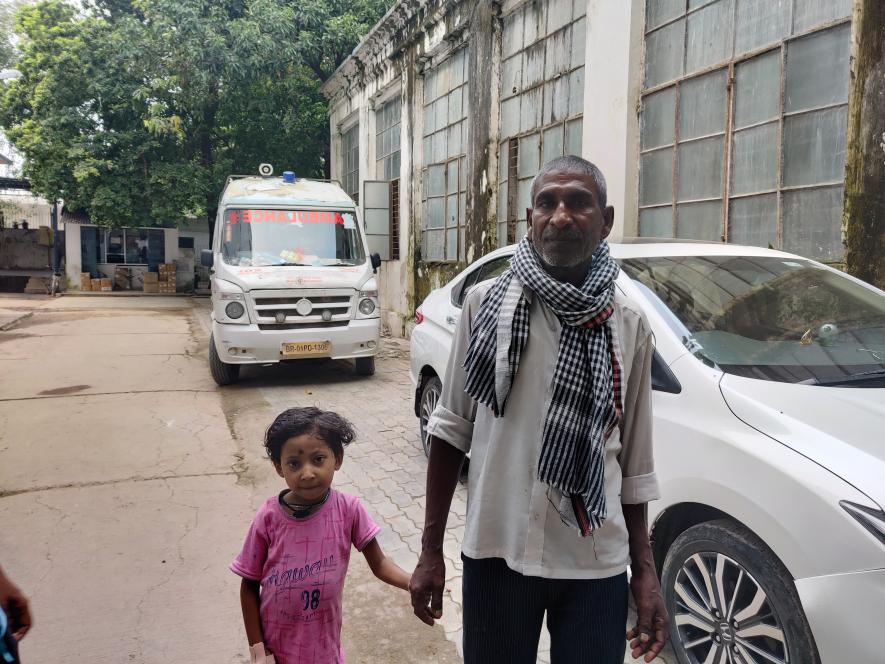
425,287,485,453
619,319,661,504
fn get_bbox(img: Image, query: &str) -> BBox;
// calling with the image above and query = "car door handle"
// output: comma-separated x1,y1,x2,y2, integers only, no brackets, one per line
446,315,457,326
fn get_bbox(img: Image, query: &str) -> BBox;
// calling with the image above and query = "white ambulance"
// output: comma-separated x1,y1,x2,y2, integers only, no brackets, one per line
202,166,381,385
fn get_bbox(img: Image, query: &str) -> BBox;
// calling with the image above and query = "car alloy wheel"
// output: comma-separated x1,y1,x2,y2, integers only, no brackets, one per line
672,552,787,664
419,376,441,457
662,520,820,664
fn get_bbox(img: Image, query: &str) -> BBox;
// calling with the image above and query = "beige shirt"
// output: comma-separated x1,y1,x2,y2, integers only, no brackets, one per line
426,282,659,579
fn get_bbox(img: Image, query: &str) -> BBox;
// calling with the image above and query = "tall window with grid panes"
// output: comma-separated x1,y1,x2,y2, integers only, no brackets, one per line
421,49,468,262
497,0,586,248
639,0,853,262
376,96,402,259
342,122,360,204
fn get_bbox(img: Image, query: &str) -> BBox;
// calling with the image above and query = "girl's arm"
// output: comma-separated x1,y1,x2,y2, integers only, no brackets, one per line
361,538,411,591
239,579,265,646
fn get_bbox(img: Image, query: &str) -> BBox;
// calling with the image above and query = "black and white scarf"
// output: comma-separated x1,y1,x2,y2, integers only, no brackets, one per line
463,236,623,536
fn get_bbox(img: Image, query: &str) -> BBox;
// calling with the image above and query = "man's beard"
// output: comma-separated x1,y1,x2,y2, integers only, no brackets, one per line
535,230,592,268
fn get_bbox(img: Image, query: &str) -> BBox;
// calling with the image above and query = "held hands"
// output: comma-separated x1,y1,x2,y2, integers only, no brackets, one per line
249,642,276,664
626,567,669,662
409,549,446,626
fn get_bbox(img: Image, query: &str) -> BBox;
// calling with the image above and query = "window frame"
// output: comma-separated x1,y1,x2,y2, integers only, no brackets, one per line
81,225,167,266
421,48,469,263
341,122,360,204
638,2,851,257
497,1,587,248
375,94,402,182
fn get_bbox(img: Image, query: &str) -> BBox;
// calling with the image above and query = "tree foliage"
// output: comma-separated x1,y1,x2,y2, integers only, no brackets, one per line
0,0,389,228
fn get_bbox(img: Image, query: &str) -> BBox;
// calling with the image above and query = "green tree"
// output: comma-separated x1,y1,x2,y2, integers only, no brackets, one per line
0,1,30,69
0,0,389,229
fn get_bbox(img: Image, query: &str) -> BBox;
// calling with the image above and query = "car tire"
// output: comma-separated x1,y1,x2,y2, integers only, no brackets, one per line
209,334,240,386
419,376,442,457
662,519,820,664
355,356,375,376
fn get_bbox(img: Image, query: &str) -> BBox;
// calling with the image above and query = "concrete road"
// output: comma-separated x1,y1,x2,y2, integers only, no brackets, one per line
0,294,672,663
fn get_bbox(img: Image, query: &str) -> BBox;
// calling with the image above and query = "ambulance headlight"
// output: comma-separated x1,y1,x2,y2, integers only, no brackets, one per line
225,301,245,319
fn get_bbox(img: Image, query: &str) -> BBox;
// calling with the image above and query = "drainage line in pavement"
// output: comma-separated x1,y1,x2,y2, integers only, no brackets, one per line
0,471,238,498
0,388,216,403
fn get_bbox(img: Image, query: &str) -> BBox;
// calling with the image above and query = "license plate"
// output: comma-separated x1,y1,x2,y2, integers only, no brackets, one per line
281,341,331,358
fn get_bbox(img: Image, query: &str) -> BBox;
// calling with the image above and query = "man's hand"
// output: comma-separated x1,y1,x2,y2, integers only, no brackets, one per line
409,549,446,626
626,566,668,662
0,569,31,641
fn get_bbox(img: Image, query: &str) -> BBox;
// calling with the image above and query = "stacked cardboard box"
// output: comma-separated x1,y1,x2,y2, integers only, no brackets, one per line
143,271,159,293
158,262,176,294
100,278,112,292
91,278,102,291
80,273,92,291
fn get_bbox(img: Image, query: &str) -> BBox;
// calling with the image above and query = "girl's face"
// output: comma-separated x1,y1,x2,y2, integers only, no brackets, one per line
274,433,342,503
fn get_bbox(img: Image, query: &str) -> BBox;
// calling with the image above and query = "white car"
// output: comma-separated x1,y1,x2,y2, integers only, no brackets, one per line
409,240,885,664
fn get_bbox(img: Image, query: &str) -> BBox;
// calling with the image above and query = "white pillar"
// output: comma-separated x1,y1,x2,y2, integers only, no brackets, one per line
64,223,81,287
583,0,644,239
165,228,179,263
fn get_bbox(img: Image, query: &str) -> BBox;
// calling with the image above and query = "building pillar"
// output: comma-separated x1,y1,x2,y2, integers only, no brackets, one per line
64,222,81,287
583,0,644,239
844,0,885,288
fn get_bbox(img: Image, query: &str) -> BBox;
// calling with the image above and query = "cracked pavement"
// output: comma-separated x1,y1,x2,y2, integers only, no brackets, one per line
0,294,666,663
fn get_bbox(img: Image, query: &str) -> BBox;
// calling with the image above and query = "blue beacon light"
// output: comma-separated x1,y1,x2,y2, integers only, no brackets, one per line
282,171,296,183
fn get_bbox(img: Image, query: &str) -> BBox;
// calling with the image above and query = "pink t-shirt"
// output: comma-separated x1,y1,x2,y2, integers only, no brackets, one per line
231,490,380,664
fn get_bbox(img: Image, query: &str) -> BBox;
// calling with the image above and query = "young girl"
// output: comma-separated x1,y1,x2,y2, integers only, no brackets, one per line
231,407,411,664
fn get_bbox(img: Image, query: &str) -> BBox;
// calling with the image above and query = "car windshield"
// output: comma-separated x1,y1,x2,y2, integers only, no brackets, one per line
620,255,885,385
221,208,366,267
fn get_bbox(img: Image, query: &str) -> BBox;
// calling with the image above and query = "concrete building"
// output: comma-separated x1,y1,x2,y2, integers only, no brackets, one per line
324,0,884,336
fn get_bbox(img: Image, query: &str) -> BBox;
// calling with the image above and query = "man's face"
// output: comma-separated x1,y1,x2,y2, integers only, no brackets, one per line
527,170,614,270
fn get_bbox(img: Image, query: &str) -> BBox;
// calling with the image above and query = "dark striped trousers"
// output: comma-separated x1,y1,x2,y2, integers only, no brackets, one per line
462,555,628,664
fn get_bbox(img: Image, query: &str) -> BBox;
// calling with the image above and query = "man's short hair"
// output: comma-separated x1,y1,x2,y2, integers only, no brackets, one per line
530,155,608,208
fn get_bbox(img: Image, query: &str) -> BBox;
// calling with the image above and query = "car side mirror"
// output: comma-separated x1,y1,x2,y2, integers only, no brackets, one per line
650,351,682,394
370,252,382,273
201,250,214,268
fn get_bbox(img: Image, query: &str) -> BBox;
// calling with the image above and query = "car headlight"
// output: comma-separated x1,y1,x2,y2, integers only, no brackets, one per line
218,291,244,301
358,298,376,315
225,301,245,319
841,501,885,545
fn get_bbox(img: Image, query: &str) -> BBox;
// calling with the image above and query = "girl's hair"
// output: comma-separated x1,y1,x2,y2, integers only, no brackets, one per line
264,407,356,463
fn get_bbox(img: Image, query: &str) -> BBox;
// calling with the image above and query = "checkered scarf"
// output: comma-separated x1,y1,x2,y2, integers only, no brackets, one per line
463,236,622,535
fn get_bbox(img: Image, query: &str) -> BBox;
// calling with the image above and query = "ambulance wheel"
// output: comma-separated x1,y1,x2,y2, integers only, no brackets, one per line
209,334,240,386
355,357,375,376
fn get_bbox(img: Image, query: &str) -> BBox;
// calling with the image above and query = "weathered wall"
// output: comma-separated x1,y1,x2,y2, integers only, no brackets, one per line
844,0,885,289
464,0,500,262
326,0,483,336
0,228,52,270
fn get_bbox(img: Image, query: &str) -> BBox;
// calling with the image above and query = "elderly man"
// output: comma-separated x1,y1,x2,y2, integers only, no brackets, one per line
410,156,667,663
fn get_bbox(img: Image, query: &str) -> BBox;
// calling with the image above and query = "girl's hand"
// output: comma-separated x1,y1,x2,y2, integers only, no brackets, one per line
249,642,276,664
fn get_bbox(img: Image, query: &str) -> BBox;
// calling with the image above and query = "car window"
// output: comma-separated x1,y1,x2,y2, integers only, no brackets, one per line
453,255,513,308
452,269,481,308
621,255,885,385
476,255,512,283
